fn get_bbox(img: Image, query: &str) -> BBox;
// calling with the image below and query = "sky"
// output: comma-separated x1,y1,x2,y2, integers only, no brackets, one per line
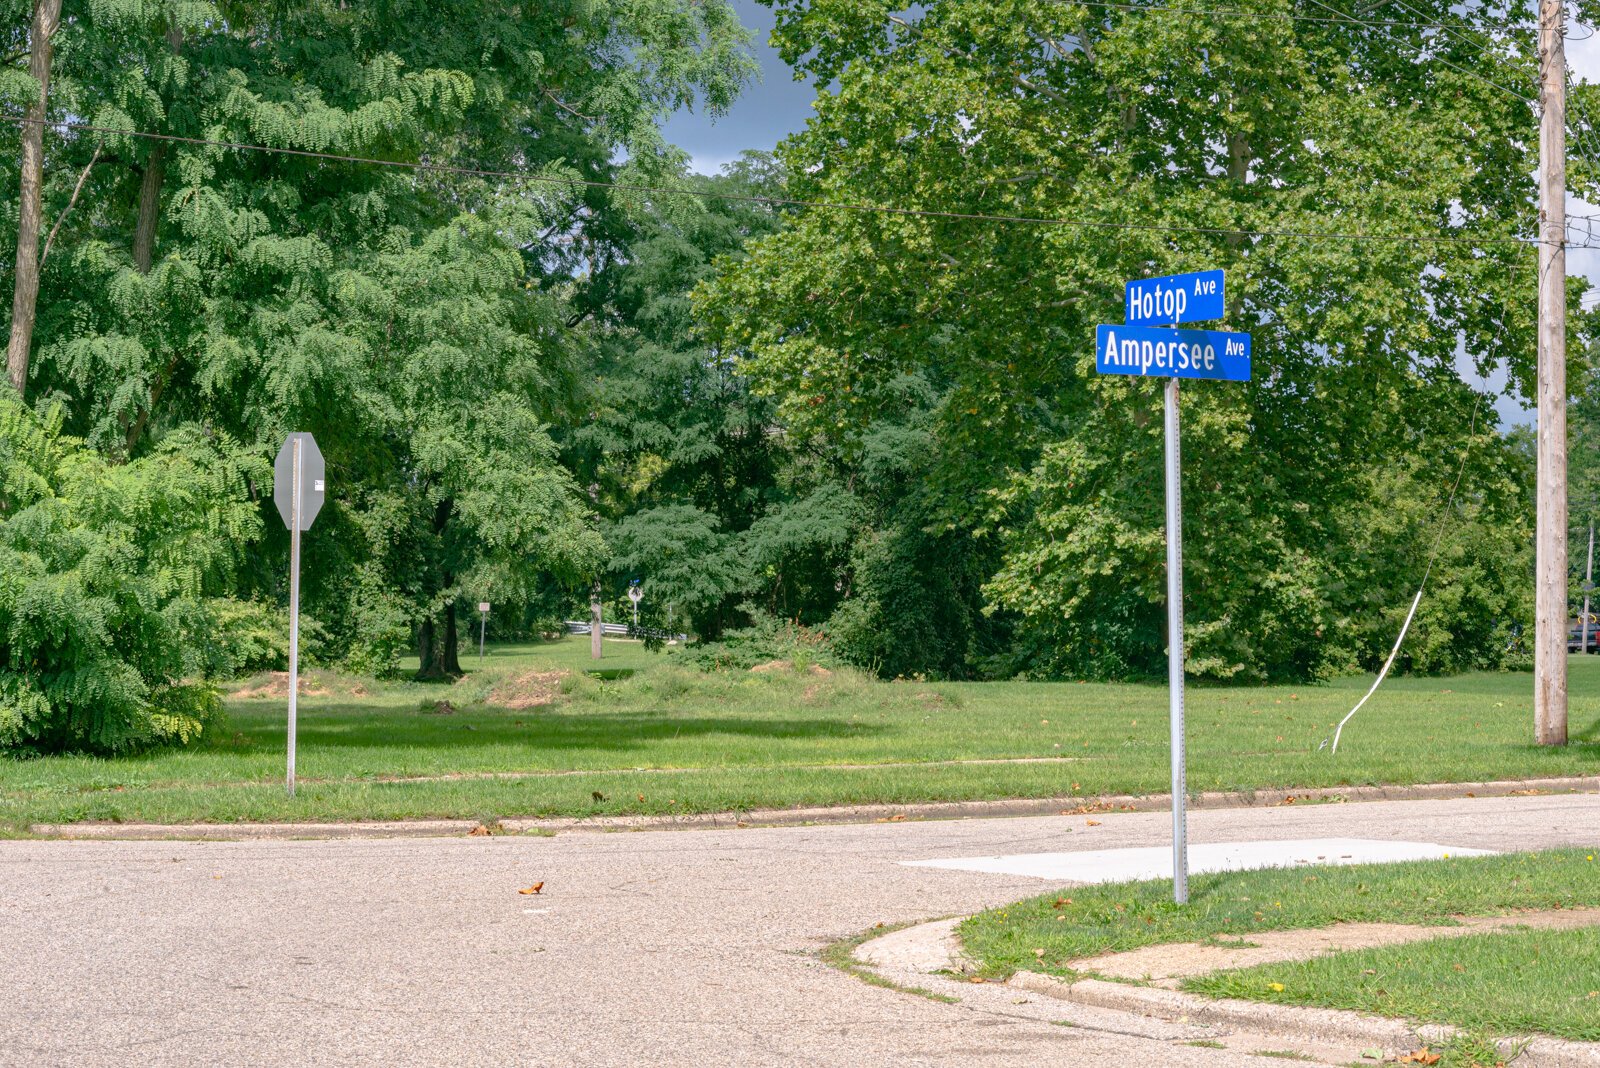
662,3,1600,424
659,0,816,174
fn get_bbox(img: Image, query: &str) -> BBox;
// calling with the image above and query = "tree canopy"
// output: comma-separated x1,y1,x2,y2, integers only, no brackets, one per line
697,0,1576,679
1,0,1583,750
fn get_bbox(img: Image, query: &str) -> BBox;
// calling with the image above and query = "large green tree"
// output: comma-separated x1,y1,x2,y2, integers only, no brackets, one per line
3,0,755,676
701,0,1581,680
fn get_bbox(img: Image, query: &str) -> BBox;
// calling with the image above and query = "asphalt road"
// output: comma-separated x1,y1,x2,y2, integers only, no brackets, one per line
3,794,1597,1067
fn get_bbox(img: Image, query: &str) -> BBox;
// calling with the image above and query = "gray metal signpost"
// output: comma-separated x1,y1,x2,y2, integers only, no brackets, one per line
478,602,490,661
274,432,325,798
1097,270,1250,904
628,581,643,629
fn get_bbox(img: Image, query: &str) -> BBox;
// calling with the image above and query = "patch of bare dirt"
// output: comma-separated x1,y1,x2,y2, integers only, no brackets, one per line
489,670,567,709
232,672,330,700
1073,908,1600,986
750,659,833,677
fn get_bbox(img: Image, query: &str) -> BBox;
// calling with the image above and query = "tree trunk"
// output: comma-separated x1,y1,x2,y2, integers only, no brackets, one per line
132,24,183,275
117,23,182,455
416,602,464,679
441,602,462,675
416,618,437,678
415,495,463,680
5,0,63,398
132,144,166,273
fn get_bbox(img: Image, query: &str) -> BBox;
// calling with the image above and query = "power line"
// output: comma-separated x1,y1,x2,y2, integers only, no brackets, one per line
1069,0,1516,30
0,114,1539,247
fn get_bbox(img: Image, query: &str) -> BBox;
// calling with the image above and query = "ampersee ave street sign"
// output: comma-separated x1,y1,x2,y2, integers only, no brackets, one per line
1095,323,1251,382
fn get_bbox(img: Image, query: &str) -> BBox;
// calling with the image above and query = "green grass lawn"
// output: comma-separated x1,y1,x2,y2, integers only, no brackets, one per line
959,849,1600,979
1185,925,1600,1043
2,638,1599,828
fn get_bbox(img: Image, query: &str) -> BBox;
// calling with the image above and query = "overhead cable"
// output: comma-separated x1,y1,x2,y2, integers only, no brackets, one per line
0,114,1538,248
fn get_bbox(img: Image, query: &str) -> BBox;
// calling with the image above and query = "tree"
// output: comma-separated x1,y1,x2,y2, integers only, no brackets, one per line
0,395,261,753
700,0,1582,679
11,1,755,675
5,0,61,396
566,156,791,638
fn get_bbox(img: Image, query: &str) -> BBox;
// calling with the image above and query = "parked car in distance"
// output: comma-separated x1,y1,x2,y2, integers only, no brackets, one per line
1568,616,1600,653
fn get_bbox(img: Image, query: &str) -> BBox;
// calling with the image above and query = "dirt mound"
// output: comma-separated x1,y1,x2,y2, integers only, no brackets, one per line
489,670,567,709
232,672,330,700
750,659,833,677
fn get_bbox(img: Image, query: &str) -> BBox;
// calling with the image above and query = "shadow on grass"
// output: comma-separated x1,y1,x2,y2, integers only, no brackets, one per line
205,703,889,757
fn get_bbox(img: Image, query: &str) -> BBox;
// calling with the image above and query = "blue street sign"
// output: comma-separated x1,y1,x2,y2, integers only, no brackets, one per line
1095,323,1251,382
1125,269,1225,327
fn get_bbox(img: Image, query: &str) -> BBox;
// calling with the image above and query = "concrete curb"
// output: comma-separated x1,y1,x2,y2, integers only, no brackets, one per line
1008,971,1600,1068
30,819,488,841
857,917,1600,1068
25,774,1600,841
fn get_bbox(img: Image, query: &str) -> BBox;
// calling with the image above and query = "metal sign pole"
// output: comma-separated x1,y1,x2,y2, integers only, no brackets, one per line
287,437,301,798
1165,376,1188,904
480,612,486,661
1101,267,1246,907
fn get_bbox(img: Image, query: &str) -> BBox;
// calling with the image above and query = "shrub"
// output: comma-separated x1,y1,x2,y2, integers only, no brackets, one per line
341,584,411,678
682,604,840,672
191,597,290,678
0,401,262,753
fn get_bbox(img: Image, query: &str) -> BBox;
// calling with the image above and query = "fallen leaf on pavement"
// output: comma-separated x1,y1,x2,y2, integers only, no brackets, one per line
1085,820,1101,826
518,882,545,895
469,824,492,837
1399,1049,1441,1065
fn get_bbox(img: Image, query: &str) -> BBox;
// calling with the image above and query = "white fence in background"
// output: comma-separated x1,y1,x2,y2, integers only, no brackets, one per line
564,620,688,642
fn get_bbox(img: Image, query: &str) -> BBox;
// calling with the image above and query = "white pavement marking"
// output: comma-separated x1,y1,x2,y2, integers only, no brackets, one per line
902,837,1495,882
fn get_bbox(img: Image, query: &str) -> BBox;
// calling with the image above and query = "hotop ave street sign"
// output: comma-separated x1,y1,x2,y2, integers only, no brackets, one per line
1125,268,1225,327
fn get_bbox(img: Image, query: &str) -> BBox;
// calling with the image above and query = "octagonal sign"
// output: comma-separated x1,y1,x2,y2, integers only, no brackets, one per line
273,432,325,531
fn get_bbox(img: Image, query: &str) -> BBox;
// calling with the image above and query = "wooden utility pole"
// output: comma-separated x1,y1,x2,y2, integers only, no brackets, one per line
1536,0,1569,746
6,0,63,397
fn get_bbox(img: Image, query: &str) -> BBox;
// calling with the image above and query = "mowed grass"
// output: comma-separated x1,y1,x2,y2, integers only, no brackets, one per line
960,849,1600,978
2,638,1599,828
1185,925,1600,1042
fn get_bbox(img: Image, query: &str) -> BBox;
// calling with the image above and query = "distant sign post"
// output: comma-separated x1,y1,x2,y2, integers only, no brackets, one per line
628,581,643,629
1097,270,1249,905
478,602,490,661
273,433,325,798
